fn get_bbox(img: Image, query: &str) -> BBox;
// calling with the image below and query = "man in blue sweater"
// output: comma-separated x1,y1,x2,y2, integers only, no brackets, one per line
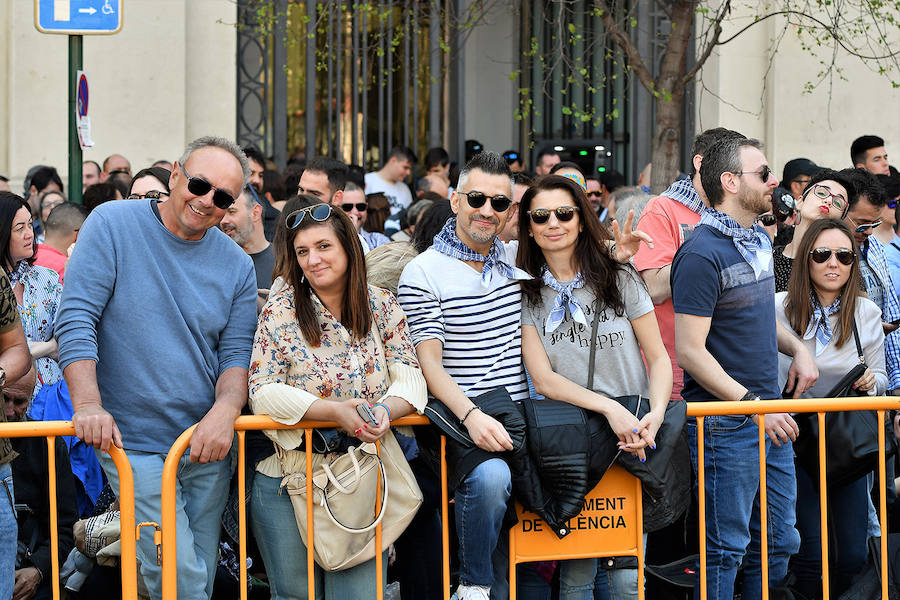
56,137,258,600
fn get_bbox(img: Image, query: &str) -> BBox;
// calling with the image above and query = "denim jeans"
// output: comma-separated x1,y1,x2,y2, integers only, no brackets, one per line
0,463,15,600
455,458,512,591
250,472,387,600
556,533,647,600
98,448,230,600
593,566,639,600
793,466,869,598
688,415,800,600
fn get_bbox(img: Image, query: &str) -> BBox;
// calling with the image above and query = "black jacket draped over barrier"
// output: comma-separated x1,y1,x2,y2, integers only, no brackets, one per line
421,390,691,538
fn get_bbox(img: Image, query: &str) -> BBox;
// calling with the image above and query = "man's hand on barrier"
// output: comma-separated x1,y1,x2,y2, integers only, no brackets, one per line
464,410,514,452
190,403,238,463
751,412,799,447
73,403,122,452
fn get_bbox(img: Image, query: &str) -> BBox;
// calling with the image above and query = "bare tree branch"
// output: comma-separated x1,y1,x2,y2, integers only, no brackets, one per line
593,0,656,92
683,0,731,85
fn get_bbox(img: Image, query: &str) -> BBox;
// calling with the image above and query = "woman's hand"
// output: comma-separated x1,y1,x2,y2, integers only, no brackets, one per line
602,401,651,461
610,210,654,263
365,402,392,441
28,338,58,360
852,368,876,393
330,401,370,441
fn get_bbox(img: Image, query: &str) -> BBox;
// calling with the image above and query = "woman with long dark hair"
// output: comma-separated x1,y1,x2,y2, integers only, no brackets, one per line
776,218,886,597
516,176,672,599
248,195,427,598
0,191,63,402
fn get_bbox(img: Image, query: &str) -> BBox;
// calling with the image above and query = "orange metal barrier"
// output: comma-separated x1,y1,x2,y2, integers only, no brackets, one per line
688,397,900,600
154,398,900,599
0,420,138,600
159,414,436,600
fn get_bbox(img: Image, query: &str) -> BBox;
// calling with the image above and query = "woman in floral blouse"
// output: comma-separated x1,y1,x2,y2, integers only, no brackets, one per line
0,192,63,401
249,196,427,599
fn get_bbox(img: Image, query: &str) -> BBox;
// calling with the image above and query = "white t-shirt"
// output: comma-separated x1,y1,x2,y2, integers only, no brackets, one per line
365,171,413,215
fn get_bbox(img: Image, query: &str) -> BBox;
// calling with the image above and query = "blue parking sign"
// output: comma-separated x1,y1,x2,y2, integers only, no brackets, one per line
35,0,123,35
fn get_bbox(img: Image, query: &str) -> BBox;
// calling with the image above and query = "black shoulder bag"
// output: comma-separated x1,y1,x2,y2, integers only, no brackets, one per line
793,321,897,487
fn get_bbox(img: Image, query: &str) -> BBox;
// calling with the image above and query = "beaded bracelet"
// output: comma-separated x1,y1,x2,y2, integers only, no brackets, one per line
373,402,391,419
460,405,480,425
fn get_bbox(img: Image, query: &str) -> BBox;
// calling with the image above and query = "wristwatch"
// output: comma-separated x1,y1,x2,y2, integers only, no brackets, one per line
740,390,761,402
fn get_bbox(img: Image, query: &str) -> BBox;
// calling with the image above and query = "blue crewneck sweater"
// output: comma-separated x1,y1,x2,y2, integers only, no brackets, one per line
56,200,257,453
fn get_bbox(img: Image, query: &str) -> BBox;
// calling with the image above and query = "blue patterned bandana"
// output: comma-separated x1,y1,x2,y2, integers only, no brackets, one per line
432,217,531,287
7,260,28,287
803,292,842,356
700,208,773,279
541,267,587,332
662,178,705,215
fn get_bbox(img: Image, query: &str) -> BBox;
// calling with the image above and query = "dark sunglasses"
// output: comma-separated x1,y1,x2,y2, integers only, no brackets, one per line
127,190,169,200
527,206,580,225
459,191,512,212
285,203,333,229
341,202,367,213
756,213,776,227
848,218,882,233
810,247,855,265
732,165,773,183
180,165,236,209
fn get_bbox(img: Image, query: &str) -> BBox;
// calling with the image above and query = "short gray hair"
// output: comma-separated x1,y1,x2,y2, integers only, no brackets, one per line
178,136,251,186
456,151,513,198
612,187,652,226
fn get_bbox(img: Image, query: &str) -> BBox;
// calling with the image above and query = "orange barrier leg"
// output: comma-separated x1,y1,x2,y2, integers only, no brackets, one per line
238,431,247,600
696,416,706,600
376,439,384,600
441,435,450,600
160,425,196,599
817,412,829,598
758,415,768,600
107,446,138,599
879,410,888,600
46,437,59,600
306,429,315,600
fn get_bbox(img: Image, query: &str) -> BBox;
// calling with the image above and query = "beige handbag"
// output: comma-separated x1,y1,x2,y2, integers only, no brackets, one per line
278,430,423,571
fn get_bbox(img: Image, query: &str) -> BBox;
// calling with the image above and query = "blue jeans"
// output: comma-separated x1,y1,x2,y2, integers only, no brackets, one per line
98,448,230,600
793,466,869,598
250,472,387,600
593,565,639,600
688,416,800,600
455,458,512,591
0,463,15,600
558,534,646,600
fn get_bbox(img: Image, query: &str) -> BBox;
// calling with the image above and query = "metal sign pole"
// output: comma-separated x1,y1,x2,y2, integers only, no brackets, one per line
69,35,83,205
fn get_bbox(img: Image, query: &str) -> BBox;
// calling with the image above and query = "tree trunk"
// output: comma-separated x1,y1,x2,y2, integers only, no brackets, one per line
649,86,684,195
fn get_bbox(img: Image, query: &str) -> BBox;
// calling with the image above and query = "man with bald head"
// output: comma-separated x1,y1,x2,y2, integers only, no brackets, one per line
99,154,131,182
57,136,257,600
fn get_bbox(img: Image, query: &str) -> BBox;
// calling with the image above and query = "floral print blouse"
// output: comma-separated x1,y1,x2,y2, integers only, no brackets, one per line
16,263,63,399
249,284,427,476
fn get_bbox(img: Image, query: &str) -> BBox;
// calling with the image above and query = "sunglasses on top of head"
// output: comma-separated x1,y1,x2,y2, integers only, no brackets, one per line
285,203,333,229
809,247,855,265
458,190,513,213
527,206,580,225
180,165,236,209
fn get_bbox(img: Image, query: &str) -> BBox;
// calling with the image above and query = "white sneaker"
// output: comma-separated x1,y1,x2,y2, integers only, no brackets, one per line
451,584,491,600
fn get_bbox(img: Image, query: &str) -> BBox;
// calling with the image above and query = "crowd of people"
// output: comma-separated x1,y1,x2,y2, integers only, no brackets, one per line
0,131,898,600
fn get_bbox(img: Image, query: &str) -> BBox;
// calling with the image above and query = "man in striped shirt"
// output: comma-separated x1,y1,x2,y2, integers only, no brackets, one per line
398,151,527,600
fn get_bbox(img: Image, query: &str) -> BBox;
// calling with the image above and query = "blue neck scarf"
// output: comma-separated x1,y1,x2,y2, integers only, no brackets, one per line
7,261,29,287
662,178,705,215
803,292,842,356
541,267,587,332
432,217,531,287
700,208,773,279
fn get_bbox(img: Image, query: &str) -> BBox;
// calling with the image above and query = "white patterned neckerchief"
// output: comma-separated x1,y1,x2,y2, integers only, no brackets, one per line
803,292,842,356
541,267,587,332
662,178,705,215
700,208,773,279
432,217,531,287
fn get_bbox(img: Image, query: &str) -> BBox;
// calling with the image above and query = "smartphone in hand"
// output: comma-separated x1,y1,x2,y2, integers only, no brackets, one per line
356,403,379,427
